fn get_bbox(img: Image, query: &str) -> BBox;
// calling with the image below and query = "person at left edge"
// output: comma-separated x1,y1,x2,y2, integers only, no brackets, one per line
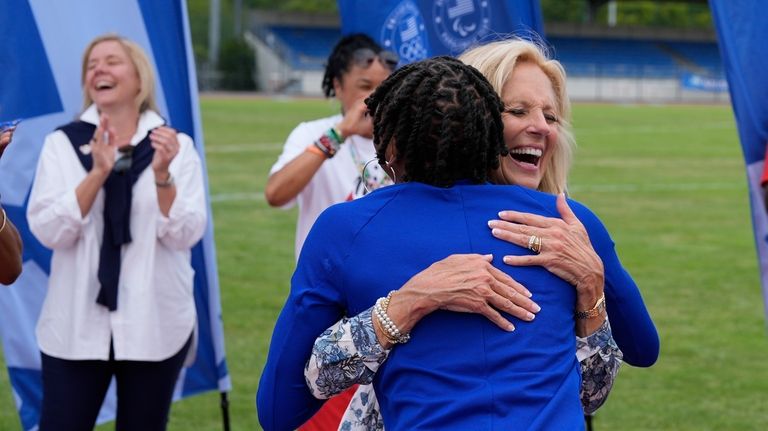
27,34,206,430
0,126,23,285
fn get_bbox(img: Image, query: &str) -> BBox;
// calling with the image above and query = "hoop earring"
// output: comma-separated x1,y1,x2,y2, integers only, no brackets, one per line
361,157,396,194
362,158,379,194
384,157,397,184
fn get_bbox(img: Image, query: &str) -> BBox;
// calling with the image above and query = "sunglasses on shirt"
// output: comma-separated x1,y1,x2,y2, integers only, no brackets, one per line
113,145,133,174
112,125,167,174
352,48,399,71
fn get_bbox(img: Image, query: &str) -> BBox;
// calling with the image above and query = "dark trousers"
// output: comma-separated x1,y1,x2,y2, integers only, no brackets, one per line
39,335,192,431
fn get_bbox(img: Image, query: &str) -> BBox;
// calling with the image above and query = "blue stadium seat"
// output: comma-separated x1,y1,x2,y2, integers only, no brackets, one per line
664,41,723,76
262,27,723,80
548,37,692,78
268,26,341,70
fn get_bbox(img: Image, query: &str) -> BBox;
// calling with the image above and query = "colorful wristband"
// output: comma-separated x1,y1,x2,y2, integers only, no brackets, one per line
306,143,328,158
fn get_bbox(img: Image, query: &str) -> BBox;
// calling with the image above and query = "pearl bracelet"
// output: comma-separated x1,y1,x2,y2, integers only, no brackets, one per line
373,291,410,344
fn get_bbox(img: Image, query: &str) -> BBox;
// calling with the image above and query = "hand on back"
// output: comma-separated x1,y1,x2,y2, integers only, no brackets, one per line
398,254,540,332
488,194,605,299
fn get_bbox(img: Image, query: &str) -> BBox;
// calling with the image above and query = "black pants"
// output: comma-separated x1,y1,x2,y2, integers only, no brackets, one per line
39,335,192,431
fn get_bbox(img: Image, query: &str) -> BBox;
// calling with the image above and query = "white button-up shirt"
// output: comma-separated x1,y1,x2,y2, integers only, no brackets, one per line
27,105,206,361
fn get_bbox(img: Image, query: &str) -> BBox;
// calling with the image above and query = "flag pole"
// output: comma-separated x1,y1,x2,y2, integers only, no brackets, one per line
220,391,230,431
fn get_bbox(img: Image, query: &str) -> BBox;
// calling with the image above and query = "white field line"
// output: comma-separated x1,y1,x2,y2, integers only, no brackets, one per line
209,181,745,203
205,143,283,153
577,121,734,135
210,192,265,203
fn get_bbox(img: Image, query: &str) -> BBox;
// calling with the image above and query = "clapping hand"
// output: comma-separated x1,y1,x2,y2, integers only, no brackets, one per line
150,126,180,176
91,114,117,175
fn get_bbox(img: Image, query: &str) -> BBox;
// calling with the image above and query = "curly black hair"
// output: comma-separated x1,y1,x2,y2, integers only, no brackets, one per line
365,56,507,187
322,33,383,98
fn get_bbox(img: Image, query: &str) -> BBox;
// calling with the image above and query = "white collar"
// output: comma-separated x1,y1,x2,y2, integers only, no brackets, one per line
80,104,166,146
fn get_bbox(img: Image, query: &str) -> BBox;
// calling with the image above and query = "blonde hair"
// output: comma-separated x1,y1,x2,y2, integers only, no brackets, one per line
459,39,575,194
81,34,158,113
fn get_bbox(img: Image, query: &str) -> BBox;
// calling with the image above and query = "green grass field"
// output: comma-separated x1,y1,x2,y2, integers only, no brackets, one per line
2,97,767,430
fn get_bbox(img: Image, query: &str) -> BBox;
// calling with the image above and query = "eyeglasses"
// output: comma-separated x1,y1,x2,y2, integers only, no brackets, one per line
113,145,133,174
352,48,399,71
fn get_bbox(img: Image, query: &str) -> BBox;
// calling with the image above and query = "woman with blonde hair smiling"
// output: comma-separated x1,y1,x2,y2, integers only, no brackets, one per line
28,34,206,430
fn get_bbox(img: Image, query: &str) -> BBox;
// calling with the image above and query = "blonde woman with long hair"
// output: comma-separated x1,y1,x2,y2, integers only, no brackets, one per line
28,34,206,430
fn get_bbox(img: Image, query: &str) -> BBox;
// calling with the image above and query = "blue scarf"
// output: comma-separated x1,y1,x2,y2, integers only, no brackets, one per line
58,120,155,311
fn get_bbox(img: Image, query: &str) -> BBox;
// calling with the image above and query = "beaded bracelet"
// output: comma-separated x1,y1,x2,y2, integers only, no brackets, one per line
329,126,345,144
373,291,411,344
314,133,337,158
372,309,398,346
374,299,407,344
313,127,345,158
378,296,402,345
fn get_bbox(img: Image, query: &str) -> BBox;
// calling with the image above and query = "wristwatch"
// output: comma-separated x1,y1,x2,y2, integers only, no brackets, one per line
155,172,174,188
575,293,606,320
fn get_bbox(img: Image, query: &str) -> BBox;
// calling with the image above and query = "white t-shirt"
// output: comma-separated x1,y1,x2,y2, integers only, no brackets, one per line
269,114,391,259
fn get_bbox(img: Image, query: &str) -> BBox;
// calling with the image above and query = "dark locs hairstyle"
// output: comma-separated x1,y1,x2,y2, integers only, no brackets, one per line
322,33,383,98
365,56,507,187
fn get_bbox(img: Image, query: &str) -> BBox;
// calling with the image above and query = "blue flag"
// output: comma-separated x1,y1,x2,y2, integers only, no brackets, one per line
338,0,543,64
710,0,768,321
0,1,230,429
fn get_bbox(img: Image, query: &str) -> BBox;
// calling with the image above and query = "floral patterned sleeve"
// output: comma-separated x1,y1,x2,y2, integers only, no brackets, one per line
577,318,624,415
305,306,390,399
305,310,623,429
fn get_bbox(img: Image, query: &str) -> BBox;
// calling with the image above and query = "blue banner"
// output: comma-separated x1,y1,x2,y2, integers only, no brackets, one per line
338,0,544,64
0,1,230,429
710,0,768,321
681,73,728,92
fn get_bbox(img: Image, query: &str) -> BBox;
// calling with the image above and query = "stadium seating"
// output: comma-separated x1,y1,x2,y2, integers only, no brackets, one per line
261,27,722,79
550,37,672,78
663,41,723,75
549,37,722,79
267,26,341,70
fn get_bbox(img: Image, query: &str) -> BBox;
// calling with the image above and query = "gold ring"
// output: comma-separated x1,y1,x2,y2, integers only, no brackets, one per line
528,235,542,254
